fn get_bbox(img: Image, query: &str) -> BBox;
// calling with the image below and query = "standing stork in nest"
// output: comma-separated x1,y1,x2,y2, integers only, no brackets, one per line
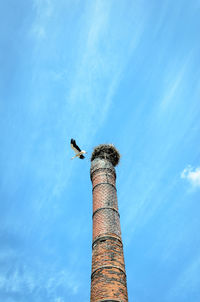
70,138,87,160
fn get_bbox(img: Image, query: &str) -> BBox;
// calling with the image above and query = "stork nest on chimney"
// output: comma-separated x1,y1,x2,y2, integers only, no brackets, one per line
91,144,120,167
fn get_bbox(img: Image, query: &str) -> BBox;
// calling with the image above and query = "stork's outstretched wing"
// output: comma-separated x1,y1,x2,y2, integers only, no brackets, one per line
70,138,81,153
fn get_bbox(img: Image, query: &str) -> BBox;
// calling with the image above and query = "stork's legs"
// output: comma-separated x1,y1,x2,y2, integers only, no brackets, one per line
71,153,80,160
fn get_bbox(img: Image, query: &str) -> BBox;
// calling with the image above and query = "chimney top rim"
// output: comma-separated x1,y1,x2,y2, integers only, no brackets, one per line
91,144,120,167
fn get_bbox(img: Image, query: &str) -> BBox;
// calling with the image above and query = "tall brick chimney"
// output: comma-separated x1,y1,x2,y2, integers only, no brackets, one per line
90,144,128,302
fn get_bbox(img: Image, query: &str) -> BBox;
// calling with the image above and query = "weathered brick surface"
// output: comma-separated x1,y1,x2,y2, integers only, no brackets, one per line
93,209,121,241
90,158,128,302
93,183,118,213
92,238,125,273
91,267,128,301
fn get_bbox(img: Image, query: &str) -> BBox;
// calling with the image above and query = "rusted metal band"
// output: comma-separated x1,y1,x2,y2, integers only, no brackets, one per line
90,167,116,180
93,207,120,218
91,265,126,279
92,235,122,249
92,182,117,192
96,300,122,302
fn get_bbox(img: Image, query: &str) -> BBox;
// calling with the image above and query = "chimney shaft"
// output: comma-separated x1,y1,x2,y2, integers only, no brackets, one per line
90,145,128,302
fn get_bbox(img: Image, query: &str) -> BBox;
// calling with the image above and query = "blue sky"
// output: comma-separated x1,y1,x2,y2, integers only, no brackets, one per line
0,0,200,301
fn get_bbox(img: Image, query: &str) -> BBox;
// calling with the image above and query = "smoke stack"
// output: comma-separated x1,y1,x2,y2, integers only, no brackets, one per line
90,144,128,302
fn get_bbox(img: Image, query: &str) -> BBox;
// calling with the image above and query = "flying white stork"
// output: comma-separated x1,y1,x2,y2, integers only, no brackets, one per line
70,138,87,160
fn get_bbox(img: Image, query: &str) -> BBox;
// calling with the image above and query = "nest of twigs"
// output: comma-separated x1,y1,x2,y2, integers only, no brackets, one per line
91,144,120,167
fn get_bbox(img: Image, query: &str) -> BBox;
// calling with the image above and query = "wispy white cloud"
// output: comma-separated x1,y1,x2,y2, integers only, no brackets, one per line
0,265,80,299
181,165,200,188
34,0,53,16
158,56,192,111
32,25,46,39
55,298,64,302
31,0,53,39
167,254,200,301
66,0,145,142
46,269,79,295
